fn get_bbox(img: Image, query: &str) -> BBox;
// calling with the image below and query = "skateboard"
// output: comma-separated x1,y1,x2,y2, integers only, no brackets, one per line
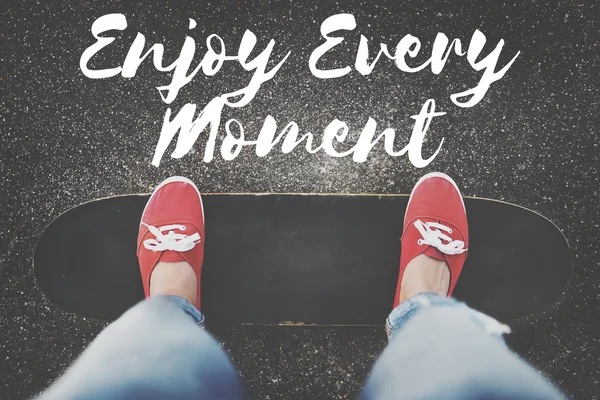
34,193,571,325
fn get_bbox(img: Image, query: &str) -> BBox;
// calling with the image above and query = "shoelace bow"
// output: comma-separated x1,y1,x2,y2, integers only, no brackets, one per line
141,222,201,252
413,219,467,255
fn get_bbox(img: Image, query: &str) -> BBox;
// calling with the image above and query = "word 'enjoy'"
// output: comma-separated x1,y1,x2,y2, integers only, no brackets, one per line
79,13,520,167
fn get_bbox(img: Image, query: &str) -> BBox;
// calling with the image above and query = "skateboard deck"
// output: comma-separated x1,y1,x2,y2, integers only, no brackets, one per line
34,194,571,325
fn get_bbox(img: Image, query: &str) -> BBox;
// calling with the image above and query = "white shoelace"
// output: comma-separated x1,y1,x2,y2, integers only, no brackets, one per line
141,222,201,252
413,219,467,255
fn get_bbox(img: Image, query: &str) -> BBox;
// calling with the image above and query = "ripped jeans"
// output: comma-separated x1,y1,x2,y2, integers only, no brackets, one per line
38,294,565,400
362,293,565,400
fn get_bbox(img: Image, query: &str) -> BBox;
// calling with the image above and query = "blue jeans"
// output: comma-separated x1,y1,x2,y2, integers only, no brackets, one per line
38,296,244,400
362,293,565,400
38,294,565,400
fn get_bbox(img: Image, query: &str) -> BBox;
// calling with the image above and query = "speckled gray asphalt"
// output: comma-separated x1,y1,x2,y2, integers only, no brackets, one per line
1,0,598,399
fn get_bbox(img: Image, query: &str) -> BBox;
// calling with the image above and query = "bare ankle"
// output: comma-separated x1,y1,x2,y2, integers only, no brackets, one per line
399,254,450,303
150,261,198,306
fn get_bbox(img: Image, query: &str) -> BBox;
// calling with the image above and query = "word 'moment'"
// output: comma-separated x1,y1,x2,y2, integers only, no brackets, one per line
80,13,520,167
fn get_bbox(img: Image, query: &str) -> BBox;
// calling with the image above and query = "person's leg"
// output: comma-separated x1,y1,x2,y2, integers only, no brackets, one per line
39,177,245,399
39,296,244,400
362,173,565,399
361,292,565,400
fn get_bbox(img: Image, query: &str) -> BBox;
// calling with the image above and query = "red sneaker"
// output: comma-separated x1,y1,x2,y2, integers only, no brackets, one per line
137,176,205,310
393,172,468,308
